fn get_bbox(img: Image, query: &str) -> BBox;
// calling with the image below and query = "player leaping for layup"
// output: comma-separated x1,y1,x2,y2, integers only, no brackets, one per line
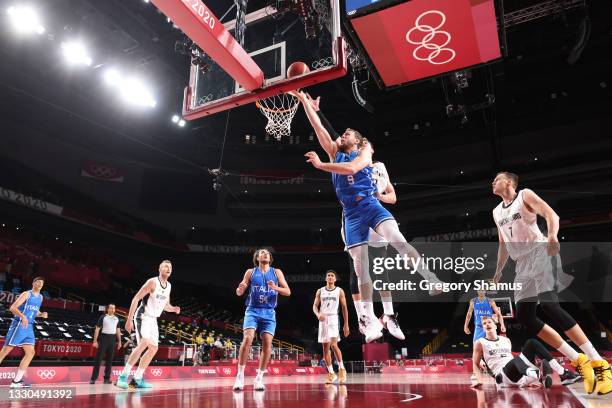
116,260,180,389
492,172,611,395
294,91,442,342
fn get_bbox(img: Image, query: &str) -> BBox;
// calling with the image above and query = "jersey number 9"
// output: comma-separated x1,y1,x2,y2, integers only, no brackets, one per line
347,175,355,185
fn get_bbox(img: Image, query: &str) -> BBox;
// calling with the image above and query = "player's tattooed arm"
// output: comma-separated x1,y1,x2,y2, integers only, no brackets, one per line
293,91,338,160
522,189,560,256
305,147,372,175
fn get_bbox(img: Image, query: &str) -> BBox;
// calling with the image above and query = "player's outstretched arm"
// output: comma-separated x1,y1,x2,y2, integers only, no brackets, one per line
490,301,506,333
125,279,155,332
493,225,509,283
268,269,291,296
236,269,253,296
464,299,474,334
305,146,372,175
294,91,337,160
471,341,485,387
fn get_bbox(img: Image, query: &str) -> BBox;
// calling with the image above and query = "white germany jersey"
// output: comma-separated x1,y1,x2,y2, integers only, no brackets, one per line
319,286,340,316
478,336,513,377
372,162,389,193
139,278,171,318
493,189,546,260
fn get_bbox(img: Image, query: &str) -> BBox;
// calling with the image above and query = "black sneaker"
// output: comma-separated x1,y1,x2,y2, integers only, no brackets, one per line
103,379,112,384
559,369,581,385
540,361,553,388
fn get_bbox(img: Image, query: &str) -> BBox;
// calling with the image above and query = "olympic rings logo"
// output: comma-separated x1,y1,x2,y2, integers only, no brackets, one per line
222,368,232,375
272,368,280,374
405,10,456,65
150,369,163,377
37,369,56,380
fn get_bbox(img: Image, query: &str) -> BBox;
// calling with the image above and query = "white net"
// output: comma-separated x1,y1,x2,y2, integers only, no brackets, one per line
256,93,299,140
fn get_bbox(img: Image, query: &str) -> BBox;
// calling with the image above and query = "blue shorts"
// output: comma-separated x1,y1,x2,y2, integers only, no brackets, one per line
243,308,276,337
342,196,394,249
5,320,36,347
473,326,486,343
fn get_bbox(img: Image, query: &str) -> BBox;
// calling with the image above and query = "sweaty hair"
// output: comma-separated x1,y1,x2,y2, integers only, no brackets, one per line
497,172,518,188
326,269,337,279
253,249,273,266
352,129,365,145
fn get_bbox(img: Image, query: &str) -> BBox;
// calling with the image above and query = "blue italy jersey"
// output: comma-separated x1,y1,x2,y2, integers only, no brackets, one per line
332,150,376,208
473,297,494,328
13,291,42,324
245,267,278,309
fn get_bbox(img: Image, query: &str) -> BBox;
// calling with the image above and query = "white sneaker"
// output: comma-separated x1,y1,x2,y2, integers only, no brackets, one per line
381,314,405,340
10,380,30,388
253,376,265,391
363,314,383,343
233,375,244,391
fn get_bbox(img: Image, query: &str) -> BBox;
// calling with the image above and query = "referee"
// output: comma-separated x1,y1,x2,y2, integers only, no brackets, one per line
90,303,122,384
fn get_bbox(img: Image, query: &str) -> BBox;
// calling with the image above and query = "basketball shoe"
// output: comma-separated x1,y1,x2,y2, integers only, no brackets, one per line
362,314,383,343
592,360,612,395
572,353,595,394
338,368,347,384
326,372,337,384
380,314,405,340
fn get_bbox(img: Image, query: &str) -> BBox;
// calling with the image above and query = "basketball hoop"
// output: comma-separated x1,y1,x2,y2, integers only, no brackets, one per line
256,93,299,140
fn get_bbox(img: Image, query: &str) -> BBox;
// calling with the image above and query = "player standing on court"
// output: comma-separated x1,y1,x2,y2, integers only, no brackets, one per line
464,290,506,343
0,276,47,387
116,260,180,389
492,172,611,395
313,270,350,384
233,249,291,391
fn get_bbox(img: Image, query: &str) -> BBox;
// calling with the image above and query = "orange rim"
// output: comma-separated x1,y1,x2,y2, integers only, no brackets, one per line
255,99,298,114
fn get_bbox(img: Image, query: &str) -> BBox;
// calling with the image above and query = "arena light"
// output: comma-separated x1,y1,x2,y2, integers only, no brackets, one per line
7,5,45,35
171,115,180,123
178,119,186,127
104,68,121,85
61,41,92,66
119,77,156,108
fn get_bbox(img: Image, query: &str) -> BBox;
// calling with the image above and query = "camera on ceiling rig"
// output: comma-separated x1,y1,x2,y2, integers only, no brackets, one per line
274,0,318,39
175,38,211,75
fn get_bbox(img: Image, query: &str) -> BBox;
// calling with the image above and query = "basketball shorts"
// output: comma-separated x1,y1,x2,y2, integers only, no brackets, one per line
473,326,486,343
498,354,540,387
243,307,276,337
134,315,159,347
342,196,394,249
318,314,340,343
513,244,573,302
5,319,35,346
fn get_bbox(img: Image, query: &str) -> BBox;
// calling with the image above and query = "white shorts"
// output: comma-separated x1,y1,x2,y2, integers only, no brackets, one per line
318,315,340,344
135,315,159,347
514,244,572,302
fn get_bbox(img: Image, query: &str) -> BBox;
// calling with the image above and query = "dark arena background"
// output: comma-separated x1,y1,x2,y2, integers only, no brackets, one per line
0,0,610,407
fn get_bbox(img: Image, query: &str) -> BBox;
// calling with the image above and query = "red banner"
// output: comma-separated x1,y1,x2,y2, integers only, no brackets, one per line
81,160,125,183
0,365,327,385
351,0,501,87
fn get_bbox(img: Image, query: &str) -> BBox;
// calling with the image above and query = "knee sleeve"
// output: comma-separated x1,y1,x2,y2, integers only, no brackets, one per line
516,301,545,336
349,246,371,286
539,292,576,331
348,255,359,295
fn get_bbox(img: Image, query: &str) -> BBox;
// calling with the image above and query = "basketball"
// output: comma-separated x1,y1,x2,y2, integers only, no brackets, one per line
287,61,310,78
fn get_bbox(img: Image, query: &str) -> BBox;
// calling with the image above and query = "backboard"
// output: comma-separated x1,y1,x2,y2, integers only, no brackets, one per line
182,0,346,119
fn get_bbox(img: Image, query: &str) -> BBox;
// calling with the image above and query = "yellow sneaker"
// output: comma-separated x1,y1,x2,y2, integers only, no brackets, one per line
572,353,596,394
338,368,347,384
325,372,337,384
592,360,612,395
